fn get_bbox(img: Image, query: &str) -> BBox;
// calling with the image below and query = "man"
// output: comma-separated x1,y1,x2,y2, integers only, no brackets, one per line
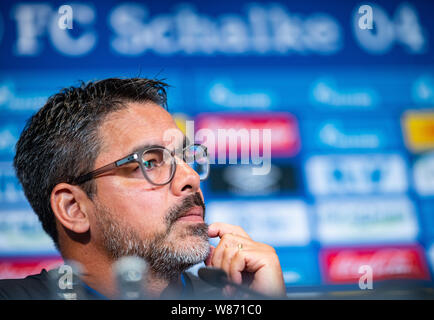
0,78,286,299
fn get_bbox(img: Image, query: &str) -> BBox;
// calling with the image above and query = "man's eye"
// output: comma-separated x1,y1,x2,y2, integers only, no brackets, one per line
143,160,157,170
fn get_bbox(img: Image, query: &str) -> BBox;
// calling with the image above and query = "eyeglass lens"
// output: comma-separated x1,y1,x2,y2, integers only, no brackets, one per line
140,145,209,184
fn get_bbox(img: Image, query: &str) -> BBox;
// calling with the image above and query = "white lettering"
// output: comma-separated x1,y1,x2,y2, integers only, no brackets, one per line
13,4,52,55
50,4,97,56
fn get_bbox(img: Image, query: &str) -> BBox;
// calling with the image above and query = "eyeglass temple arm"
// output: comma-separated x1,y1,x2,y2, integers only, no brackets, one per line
73,154,139,184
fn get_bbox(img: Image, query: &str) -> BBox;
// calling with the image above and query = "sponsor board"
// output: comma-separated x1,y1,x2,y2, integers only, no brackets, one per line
309,77,379,110
0,124,22,160
1,1,430,64
207,163,299,196
195,112,300,158
315,197,419,244
276,247,321,286
305,153,408,196
419,201,434,240
0,162,28,208
201,79,276,110
205,200,310,247
0,80,49,113
402,110,434,152
302,118,401,151
308,71,434,113
0,209,57,255
195,69,430,113
194,70,312,111
428,243,434,275
0,256,63,280
320,245,431,284
0,69,186,113
413,152,434,196
412,75,434,105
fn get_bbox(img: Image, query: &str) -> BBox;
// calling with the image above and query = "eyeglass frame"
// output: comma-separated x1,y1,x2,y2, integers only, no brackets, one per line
70,143,209,186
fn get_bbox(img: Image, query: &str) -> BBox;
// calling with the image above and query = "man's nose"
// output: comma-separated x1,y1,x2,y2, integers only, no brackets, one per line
170,157,201,196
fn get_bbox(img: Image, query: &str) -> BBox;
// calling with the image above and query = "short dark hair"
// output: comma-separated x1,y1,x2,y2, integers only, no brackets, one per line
14,78,168,249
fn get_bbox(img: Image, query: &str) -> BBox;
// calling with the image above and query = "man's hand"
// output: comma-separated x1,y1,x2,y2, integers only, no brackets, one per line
205,222,286,298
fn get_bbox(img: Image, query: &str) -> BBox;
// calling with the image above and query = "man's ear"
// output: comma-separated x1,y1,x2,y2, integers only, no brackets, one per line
50,183,92,234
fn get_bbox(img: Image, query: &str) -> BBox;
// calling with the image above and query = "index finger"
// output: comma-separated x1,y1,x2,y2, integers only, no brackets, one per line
208,222,251,239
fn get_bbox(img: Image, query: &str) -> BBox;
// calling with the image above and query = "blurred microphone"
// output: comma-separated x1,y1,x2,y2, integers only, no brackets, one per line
113,256,148,300
198,267,271,299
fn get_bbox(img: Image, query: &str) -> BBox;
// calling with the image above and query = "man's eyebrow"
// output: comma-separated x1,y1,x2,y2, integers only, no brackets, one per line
128,143,163,155
127,136,190,155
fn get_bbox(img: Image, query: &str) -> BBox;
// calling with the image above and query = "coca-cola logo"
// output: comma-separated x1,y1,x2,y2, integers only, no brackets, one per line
322,246,430,284
195,113,300,157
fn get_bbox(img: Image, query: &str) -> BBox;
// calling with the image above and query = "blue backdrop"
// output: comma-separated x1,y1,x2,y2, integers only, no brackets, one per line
0,0,434,291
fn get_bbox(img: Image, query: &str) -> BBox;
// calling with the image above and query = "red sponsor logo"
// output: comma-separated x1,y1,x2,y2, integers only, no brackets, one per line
321,246,431,284
195,113,300,157
0,256,64,280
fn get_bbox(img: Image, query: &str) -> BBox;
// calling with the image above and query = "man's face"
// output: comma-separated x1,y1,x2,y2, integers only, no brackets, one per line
89,102,209,280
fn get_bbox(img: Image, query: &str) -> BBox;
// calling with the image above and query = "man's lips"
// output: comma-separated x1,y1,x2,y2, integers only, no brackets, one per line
177,206,204,222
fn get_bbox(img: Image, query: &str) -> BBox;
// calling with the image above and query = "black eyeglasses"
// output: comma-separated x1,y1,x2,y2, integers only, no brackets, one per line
71,144,209,186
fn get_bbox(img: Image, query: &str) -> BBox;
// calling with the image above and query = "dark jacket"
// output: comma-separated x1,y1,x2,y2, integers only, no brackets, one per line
0,268,223,300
